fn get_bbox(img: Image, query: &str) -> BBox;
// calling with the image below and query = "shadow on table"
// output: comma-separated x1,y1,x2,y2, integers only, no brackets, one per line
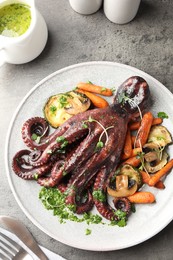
136,1,156,20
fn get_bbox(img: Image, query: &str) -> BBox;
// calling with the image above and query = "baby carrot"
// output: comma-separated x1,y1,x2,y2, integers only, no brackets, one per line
122,156,141,167
123,129,132,159
128,191,155,204
135,112,154,148
76,89,109,108
152,117,163,126
140,170,150,184
140,170,165,189
149,159,173,186
76,82,113,96
121,147,142,160
154,180,165,189
129,117,163,131
129,121,141,131
131,135,136,147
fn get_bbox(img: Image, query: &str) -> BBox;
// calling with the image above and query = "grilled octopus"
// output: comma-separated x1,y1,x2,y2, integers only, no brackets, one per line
12,76,150,220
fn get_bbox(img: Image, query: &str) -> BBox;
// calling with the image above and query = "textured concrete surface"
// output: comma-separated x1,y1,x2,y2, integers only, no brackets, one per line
0,0,173,259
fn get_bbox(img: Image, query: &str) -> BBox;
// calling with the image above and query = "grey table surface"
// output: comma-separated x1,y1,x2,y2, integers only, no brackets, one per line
0,0,173,259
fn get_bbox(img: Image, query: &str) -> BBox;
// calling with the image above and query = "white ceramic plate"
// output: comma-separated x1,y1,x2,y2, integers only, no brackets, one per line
5,62,173,251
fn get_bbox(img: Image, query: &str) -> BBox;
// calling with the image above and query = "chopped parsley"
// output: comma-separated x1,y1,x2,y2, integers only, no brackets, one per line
109,210,127,227
59,95,69,108
56,136,69,150
85,229,92,235
101,87,107,92
50,105,57,113
92,190,106,202
39,187,128,233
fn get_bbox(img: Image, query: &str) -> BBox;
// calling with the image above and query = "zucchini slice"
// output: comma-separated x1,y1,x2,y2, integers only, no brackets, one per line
147,125,172,147
43,91,91,128
144,151,168,173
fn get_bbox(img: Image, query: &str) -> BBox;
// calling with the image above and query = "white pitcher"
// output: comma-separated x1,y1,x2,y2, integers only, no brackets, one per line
0,0,48,64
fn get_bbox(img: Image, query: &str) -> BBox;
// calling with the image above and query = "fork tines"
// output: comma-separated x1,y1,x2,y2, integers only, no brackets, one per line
0,232,20,260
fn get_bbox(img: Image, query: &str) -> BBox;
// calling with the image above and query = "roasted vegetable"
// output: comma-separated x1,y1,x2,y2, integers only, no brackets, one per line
44,91,91,128
144,151,168,173
147,125,172,147
120,164,143,188
107,164,142,198
107,175,138,197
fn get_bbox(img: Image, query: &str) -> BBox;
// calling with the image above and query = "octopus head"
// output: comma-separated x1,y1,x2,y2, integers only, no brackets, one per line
112,76,150,119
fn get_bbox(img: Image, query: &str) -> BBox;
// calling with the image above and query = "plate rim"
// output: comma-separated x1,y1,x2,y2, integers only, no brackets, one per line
4,61,173,251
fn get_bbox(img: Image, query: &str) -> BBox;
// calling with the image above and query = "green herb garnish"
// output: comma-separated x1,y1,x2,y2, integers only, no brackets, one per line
118,92,143,121
101,87,107,92
110,210,127,227
157,112,168,119
39,188,129,230
84,116,114,150
59,95,69,108
50,105,57,113
92,190,106,202
31,133,41,144
85,228,92,235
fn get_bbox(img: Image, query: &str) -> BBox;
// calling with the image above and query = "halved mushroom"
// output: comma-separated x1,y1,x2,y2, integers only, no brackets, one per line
147,125,172,147
107,175,138,197
64,91,91,115
120,164,143,188
144,151,168,173
143,143,160,163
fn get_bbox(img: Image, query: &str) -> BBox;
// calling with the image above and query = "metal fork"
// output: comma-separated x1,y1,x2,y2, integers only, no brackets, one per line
0,231,33,260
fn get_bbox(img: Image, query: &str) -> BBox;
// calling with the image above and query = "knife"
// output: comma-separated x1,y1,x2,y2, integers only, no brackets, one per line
0,215,48,260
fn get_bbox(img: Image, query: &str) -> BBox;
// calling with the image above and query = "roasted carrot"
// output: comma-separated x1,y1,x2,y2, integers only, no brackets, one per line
121,147,142,160
152,117,163,126
76,82,113,96
154,181,165,189
128,191,155,204
140,170,165,189
122,156,141,167
140,170,150,184
123,129,132,159
135,112,154,148
129,121,141,131
76,89,109,108
129,117,163,131
149,159,173,186
131,135,136,147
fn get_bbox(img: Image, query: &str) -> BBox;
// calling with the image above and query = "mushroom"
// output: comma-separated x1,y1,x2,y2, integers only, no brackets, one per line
107,175,138,197
144,151,168,173
64,91,91,115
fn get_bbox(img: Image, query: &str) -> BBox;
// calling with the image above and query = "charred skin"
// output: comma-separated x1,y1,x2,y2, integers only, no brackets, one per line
12,76,150,218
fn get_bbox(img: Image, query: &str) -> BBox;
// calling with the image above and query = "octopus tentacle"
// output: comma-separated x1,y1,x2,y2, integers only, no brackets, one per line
93,167,120,221
12,150,52,180
37,159,65,187
65,188,94,214
113,197,131,215
22,117,50,150
39,131,102,187
29,124,88,167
